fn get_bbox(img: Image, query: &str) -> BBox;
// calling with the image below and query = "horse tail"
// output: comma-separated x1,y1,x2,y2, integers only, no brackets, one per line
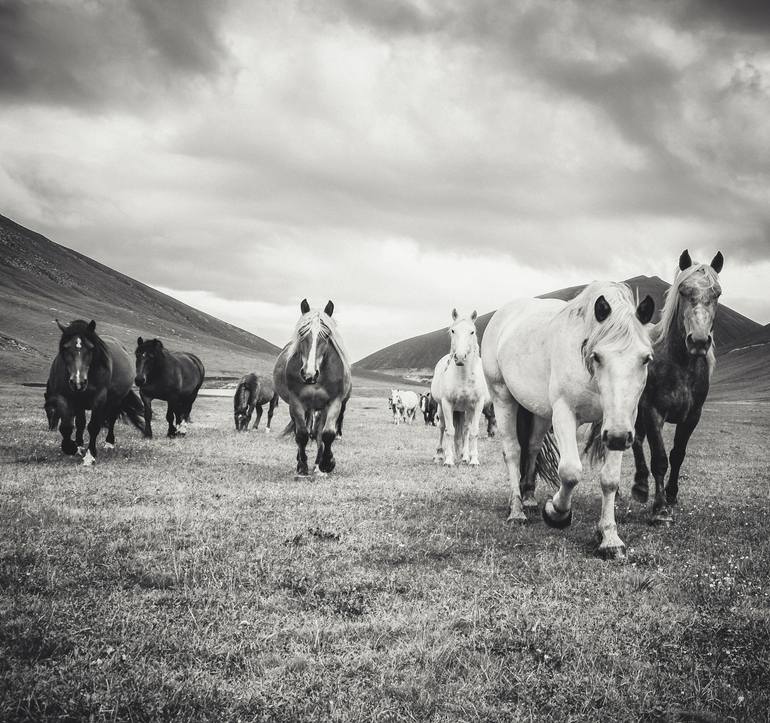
120,390,146,433
584,421,606,467
535,431,561,489
280,418,296,437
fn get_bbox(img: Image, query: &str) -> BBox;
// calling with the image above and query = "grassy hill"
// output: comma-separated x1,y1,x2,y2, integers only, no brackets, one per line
0,214,281,382
354,274,767,400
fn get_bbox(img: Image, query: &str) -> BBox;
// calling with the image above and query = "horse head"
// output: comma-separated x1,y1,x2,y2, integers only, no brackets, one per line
57,319,97,392
449,309,478,366
297,299,335,384
134,337,164,387
582,285,655,451
675,250,723,357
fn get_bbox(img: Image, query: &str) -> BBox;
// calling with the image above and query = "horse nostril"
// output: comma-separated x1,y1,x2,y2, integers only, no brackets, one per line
601,429,609,443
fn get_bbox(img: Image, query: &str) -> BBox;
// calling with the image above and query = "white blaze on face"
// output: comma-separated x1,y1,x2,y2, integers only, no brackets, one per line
302,316,322,380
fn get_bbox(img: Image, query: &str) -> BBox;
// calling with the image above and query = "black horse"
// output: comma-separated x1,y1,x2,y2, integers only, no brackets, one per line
632,250,724,525
50,320,145,465
234,373,280,431
134,338,205,438
482,400,497,438
420,392,438,425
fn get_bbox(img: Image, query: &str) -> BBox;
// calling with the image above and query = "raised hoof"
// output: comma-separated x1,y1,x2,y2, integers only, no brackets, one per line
598,545,626,561
542,500,573,530
631,483,649,504
104,442,115,450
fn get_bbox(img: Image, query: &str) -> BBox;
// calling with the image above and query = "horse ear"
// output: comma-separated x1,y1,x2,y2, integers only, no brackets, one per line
87,320,96,332
324,300,334,317
679,249,692,271
55,319,66,332
451,308,458,321
137,337,143,346
594,295,612,323
300,298,310,314
471,310,477,321
636,295,655,325
710,251,724,274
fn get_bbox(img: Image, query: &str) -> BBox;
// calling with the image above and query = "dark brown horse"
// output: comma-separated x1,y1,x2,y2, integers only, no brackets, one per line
273,299,352,477
134,338,205,438
482,400,497,438
632,249,724,524
420,392,438,425
50,320,145,465
234,373,279,431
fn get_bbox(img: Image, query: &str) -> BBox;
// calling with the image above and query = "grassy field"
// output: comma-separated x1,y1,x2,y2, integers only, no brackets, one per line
1,382,769,722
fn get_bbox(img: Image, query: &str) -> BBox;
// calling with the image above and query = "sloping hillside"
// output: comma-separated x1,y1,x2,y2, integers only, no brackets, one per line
354,274,766,400
0,214,281,382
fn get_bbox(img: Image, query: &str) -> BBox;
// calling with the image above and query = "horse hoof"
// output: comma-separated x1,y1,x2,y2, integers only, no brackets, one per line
631,484,649,504
313,468,327,477
294,473,310,481
265,428,271,434
104,442,115,450
522,495,539,511
542,500,572,530
443,460,455,467
76,446,86,457
665,493,678,507
507,511,528,524
81,451,95,467
599,544,626,561
468,459,479,467
650,508,674,526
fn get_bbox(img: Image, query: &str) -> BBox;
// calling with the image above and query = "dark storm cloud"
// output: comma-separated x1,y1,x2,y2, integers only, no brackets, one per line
0,0,229,109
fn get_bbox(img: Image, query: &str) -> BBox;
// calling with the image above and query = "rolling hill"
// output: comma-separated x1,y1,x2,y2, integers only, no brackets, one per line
0,214,281,383
354,275,768,401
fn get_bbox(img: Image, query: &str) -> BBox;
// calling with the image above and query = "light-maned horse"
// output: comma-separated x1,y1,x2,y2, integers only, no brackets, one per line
431,309,489,466
273,299,352,476
481,283,655,558
631,250,724,524
234,373,280,432
390,389,418,424
134,338,205,438
51,320,145,465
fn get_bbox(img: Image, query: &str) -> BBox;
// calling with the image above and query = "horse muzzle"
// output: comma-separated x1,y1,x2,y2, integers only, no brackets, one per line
602,429,634,451
69,378,88,392
686,333,712,357
134,375,146,386
301,371,319,384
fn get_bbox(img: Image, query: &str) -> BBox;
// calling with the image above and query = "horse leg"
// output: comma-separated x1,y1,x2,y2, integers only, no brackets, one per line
489,387,525,522
253,404,264,431
318,400,342,473
520,414,551,510
166,402,178,437
141,393,153,439
467,402,484,466
266,397,278,433
645,408,672,525
433,403,447,463
596,450,626,559
631,414,650,503
104,408,118,449
75,408,86,454
59,409,78,455
440,400,457,466
457,411,469,463
666,410,701,507
542,399,581,529
335,399,346,438
290,402,311,476
82,404,106,466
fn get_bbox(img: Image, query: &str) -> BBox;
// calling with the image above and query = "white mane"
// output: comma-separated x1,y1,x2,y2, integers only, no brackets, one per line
287,309,350,368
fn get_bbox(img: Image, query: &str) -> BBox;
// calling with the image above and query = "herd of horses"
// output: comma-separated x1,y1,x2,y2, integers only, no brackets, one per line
41,249,723,559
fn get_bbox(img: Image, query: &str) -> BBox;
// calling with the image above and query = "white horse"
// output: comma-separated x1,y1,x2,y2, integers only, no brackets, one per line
390,389,419,424
431,309,490,466
481,282,654,559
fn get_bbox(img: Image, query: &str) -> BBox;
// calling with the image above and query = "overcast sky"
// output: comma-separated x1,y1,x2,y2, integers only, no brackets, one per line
2,0,770,359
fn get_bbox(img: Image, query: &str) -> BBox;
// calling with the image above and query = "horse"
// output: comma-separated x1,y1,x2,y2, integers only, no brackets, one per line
134,338,205,438
234,373,280,432
481,282,655,559
430,309,490,466
390,389,418,424
419,392,438,425
482,400,497,438
273,299,352,477
629,250,724,525
50,320,145,466
43,375,63,431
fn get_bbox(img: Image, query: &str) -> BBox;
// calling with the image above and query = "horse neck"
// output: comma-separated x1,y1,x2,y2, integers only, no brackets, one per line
655,311,713,389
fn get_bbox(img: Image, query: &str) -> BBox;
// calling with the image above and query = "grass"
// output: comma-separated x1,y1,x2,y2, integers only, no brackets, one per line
1,382,769,722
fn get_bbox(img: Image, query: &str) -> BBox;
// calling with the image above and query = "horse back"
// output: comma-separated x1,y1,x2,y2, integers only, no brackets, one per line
99,336,135,397
169,351,206,394
255,375,277,406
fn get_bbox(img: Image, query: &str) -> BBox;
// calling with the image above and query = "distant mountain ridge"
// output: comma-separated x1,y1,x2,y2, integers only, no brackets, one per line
354,273,768,401
0,213,281,382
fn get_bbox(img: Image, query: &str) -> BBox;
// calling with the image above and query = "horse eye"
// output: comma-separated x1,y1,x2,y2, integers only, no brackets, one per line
643,354,652,365
592,352,602,365
451,330,455,334
470,330,475,335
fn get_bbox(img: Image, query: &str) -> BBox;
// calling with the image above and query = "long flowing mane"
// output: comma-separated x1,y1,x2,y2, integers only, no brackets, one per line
563,281,650,371
650,263,721,348
287,309,350,368
58,320,110,367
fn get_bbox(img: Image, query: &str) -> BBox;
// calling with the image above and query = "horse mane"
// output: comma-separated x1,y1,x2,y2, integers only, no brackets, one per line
564,281,649,373
58,320,109,366
650,263,721,348
287,309,350,368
